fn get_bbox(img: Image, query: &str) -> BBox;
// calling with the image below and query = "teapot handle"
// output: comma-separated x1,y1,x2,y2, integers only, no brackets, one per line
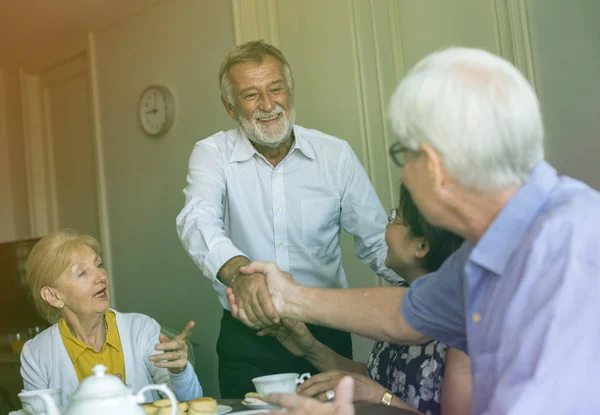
136,384,178,415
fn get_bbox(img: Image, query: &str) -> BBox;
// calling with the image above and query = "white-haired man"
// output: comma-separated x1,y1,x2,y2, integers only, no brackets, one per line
176,40,398,398
228,47,600,414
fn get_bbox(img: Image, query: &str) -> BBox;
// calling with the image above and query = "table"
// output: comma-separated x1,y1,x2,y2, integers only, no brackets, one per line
218,399,419,414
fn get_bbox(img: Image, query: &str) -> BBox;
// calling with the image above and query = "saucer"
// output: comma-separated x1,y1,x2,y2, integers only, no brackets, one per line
10,407,67,415
241,400,279,410
218,404,234,414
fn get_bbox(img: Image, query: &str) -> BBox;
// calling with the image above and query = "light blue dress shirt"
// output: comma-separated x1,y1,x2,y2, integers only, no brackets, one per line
402,161,600,414
177,125,399,309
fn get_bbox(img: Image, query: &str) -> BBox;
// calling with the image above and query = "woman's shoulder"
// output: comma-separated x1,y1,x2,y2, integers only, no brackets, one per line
22,324,60,358
111,309,160,332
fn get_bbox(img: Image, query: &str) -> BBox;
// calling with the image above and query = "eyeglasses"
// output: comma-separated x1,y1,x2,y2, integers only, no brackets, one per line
388,208,398,224
388,141,418,167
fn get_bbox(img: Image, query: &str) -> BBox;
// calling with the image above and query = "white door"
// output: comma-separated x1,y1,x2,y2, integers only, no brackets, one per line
22,54,100,240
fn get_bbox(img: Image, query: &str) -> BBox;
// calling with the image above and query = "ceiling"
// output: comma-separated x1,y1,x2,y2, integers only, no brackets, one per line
0,0,159,68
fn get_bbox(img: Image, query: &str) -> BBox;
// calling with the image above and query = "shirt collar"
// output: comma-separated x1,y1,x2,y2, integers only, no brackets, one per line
292,126,316,160
58,312,121,362
469,161,559,276
229,125,316,163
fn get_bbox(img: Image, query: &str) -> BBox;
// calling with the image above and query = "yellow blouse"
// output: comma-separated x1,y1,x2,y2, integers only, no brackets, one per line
58,310,126,382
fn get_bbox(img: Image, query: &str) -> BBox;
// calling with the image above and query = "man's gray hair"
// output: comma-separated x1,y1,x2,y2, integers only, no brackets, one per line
389,47,544,191
219,40,294,105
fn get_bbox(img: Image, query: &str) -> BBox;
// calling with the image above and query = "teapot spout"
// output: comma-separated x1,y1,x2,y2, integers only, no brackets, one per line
39,393,61,415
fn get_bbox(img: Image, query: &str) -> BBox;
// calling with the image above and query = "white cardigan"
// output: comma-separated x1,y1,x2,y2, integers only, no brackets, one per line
20,310,203,406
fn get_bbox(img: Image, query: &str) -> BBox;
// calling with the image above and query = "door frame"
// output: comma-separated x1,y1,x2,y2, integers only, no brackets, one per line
19,49,115,305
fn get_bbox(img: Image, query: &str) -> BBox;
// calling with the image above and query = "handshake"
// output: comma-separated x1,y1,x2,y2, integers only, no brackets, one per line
226,262,358,415
225,261,298,329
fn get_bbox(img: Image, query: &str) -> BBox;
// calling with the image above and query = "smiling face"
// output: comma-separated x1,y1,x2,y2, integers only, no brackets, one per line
51,245,110,318
223,55,295,148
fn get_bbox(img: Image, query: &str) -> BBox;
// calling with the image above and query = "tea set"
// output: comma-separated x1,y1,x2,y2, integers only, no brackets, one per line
13,365,310,414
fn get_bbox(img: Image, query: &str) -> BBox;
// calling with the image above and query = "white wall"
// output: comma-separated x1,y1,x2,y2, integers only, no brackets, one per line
527,0,600,189
91,0,235,398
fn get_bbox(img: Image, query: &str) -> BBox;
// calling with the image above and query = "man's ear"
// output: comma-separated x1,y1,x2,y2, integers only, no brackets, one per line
221,96,237,121
420,142,453,198
415,237,430,259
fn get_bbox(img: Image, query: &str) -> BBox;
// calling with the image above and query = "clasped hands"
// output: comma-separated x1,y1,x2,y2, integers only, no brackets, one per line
226,261,295,329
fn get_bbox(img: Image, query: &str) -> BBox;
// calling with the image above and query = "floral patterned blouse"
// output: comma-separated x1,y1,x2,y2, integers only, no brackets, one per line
366,283,448,415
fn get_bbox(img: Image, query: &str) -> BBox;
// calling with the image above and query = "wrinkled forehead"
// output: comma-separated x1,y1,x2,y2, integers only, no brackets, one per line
229,58,286,86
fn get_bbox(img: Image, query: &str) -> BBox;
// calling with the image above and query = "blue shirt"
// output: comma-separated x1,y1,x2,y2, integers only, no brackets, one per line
402,161,600,414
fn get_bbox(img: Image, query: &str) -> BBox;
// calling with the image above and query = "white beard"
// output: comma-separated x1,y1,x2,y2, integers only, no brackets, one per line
237,104,296,148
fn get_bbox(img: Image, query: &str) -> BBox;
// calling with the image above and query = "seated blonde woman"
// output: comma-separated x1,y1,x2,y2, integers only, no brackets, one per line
253,184,471,415
20,230,203,406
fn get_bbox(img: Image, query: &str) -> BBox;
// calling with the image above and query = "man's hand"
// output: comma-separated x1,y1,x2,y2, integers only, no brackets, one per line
297,370,386,403
227,261,297,328
266,375,355,415
258,318,317,357
230,272,279,328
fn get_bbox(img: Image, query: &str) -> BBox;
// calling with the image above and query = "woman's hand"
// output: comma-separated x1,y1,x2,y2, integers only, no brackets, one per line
258,318,317,357
266,375,355,415
297,370,386,403
149,320,194,374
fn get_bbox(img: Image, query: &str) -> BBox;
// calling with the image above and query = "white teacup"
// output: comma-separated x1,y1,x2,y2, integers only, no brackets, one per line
18,388,61,414
252,372,311,395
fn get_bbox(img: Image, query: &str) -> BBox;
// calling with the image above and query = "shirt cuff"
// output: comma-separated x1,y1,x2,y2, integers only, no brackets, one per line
378,267,404,286
169,362,203,400
203,243,247,281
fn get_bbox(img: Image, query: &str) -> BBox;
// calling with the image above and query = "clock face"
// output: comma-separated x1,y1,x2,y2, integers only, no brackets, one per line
139,86,175,137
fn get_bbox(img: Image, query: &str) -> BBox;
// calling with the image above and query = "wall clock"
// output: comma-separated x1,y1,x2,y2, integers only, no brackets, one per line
139,85,175,137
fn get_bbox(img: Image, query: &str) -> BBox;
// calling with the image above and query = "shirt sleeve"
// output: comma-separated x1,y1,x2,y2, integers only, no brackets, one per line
401,243,470,352
483,216,600,414
144,317,203,401
337,142,402,285
176,137,247,282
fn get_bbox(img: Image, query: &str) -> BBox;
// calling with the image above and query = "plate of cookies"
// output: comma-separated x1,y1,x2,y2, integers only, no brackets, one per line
142,397,232,415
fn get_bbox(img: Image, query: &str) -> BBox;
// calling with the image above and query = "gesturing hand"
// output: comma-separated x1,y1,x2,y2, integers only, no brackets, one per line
265,375,355,415
258,318,317,357
149,320,194,374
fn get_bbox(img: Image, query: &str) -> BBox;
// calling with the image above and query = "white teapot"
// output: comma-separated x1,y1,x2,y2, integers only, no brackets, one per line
35,364,178,415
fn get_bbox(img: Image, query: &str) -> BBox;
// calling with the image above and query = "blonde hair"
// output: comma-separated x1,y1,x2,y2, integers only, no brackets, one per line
218,40,293,105
27,229,101,324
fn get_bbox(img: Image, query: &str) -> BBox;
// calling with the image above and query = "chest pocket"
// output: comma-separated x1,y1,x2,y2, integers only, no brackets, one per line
300,198,341,248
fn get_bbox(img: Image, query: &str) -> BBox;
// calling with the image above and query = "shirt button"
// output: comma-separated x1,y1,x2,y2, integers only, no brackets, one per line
277,241,284,247
472,312,482,323
276,207,282,213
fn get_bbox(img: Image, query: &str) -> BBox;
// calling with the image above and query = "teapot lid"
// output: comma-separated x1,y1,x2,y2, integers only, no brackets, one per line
71,364,131,400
